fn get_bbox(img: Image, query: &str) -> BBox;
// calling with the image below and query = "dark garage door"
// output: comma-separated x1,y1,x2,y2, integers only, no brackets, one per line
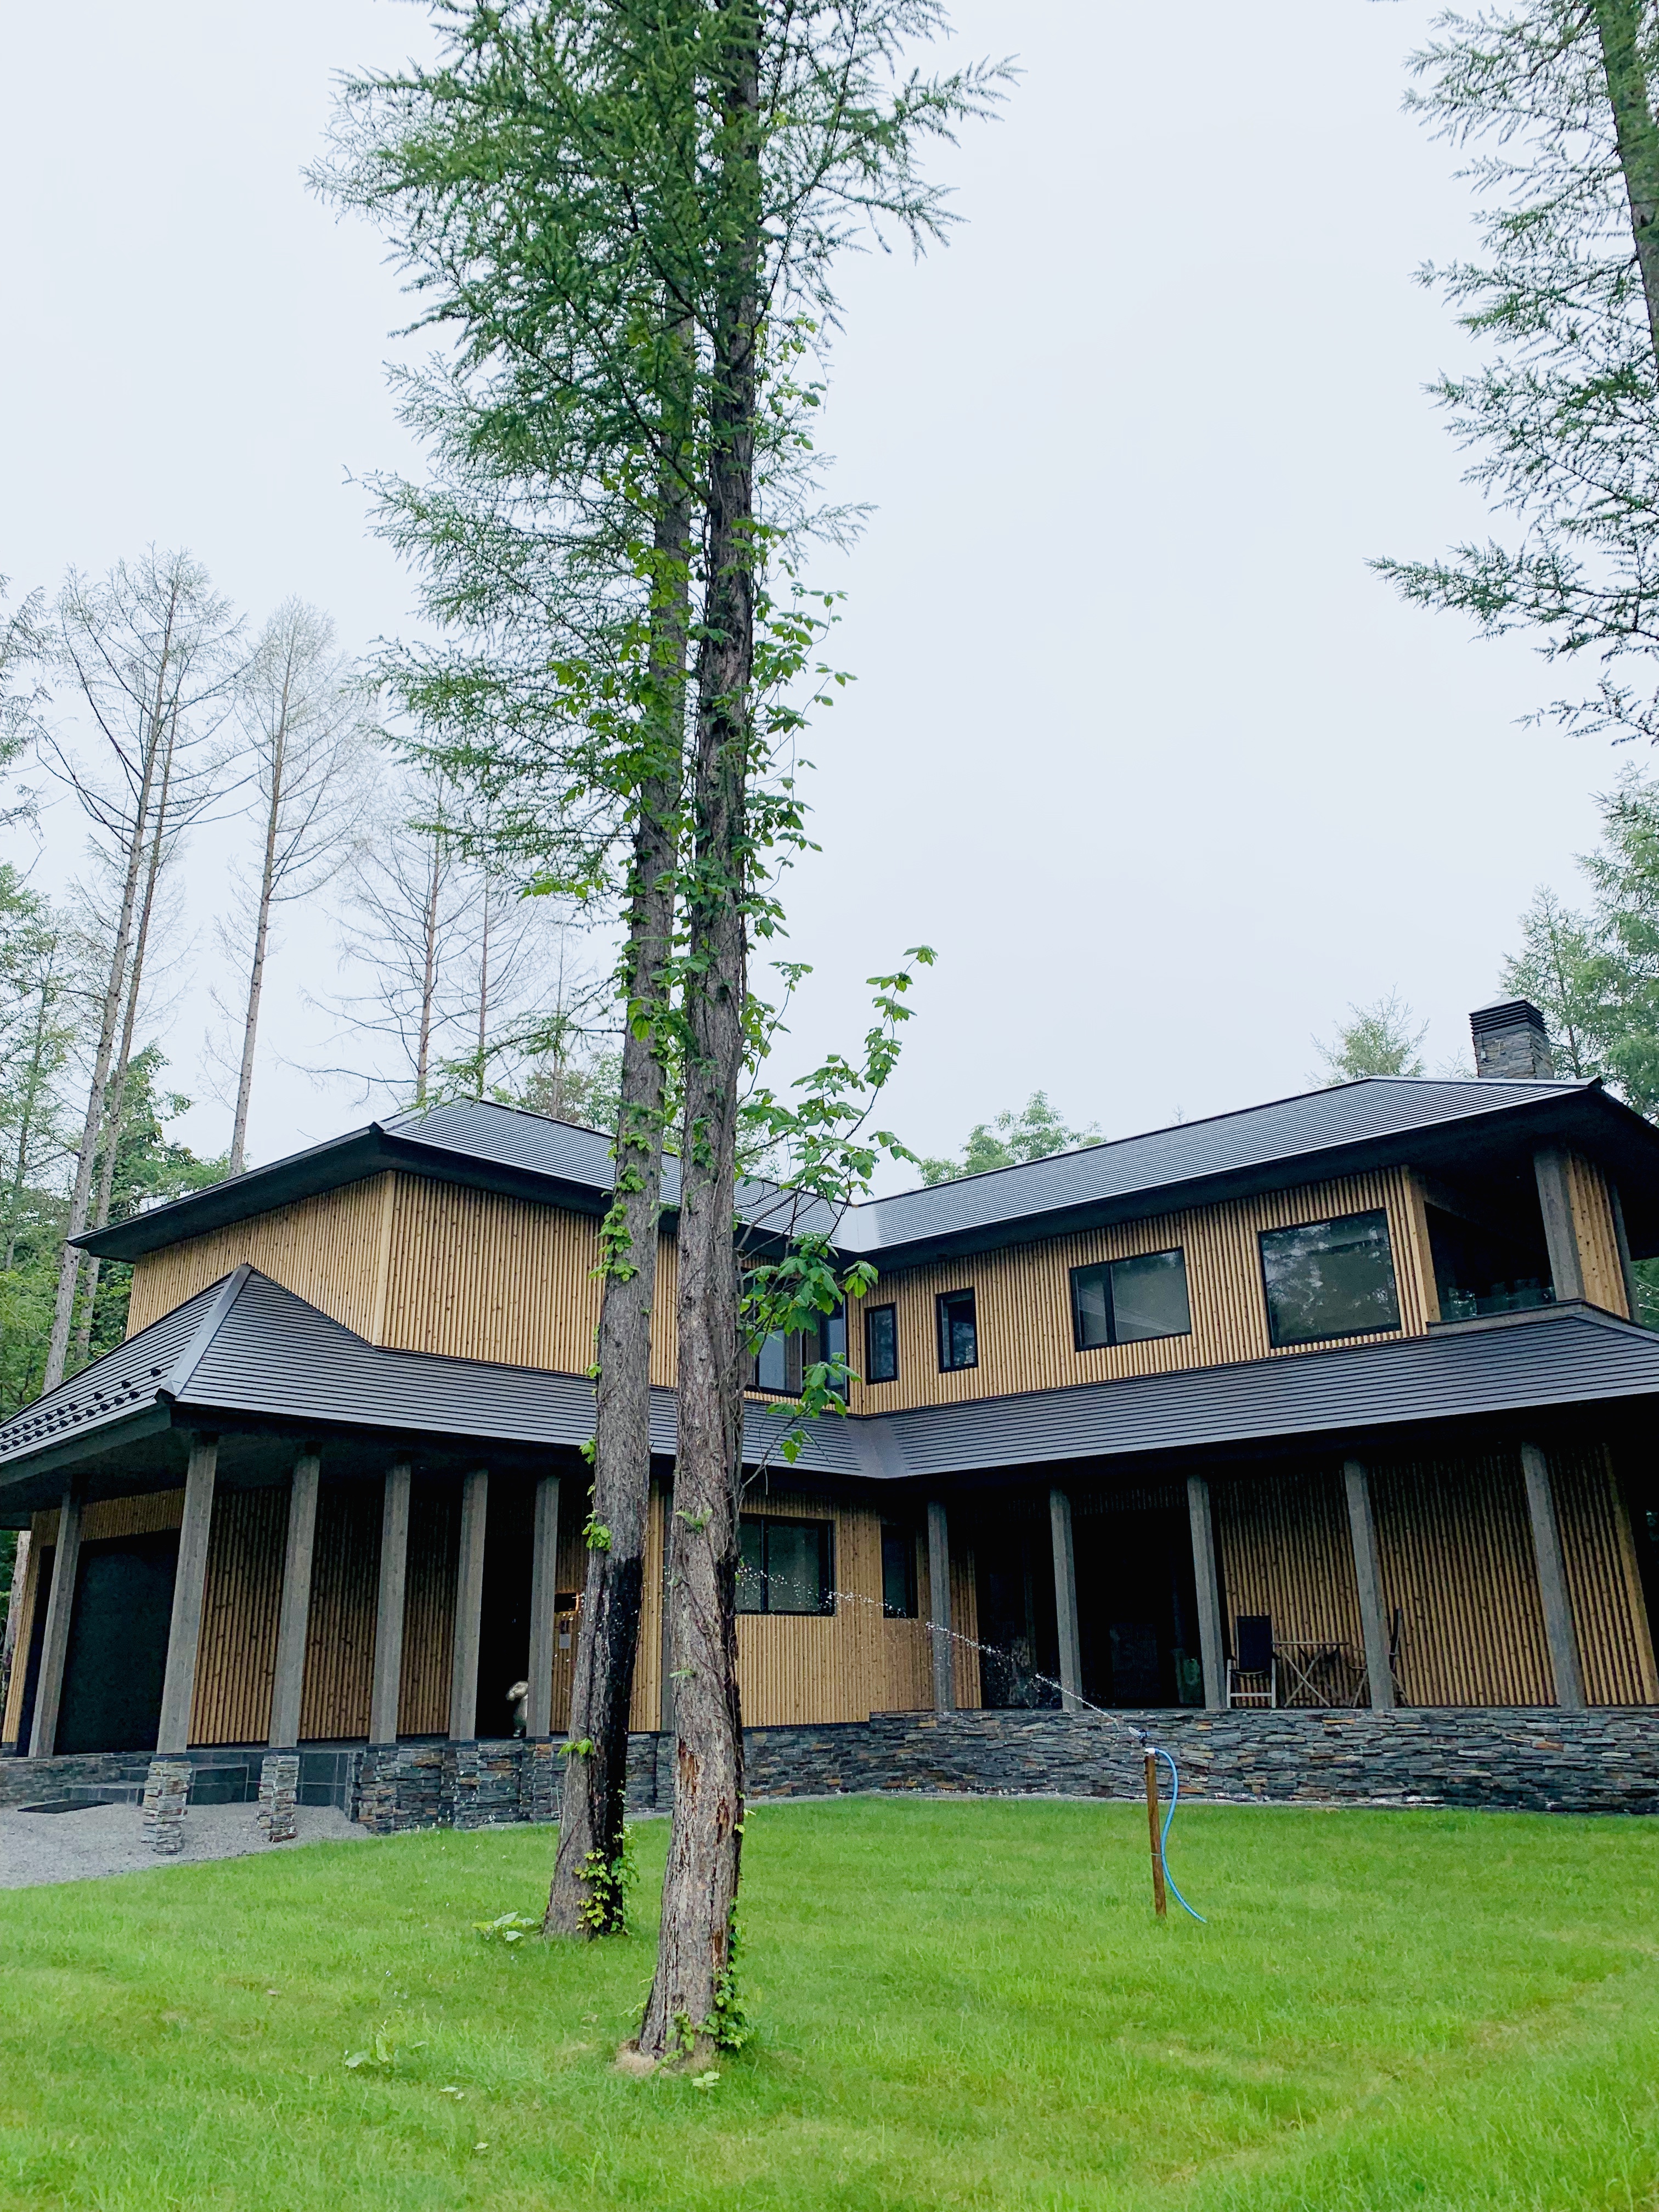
56,1534,179,1756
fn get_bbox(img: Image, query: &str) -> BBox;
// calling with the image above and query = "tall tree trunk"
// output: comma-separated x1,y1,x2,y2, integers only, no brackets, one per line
416,834,443,1106
639,26,760,2063
42,617,177,1391
74,730,176,1367
475,878,492,1096
3,938,61,1276
546,340,692,1938
230,681,289,1177
1596,0,1659,360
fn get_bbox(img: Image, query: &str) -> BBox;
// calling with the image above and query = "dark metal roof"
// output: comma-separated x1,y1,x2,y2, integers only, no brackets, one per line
858,1302,1659,1480
6,1272,1659,1520
78,1074,1659,1271
0,1269,865,1512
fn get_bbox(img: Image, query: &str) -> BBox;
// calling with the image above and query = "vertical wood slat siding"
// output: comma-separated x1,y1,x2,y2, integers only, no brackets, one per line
1565,1153,1630,1316
1371,1454,1555,1706
1554,1445,1656,1705
298,1484,382,1741
844,1167,1434,1417
125,1174,394,1340
383,1181,684,1387
189,1487,289,1746
398,1481,460,1739
1214,1468,1366,1666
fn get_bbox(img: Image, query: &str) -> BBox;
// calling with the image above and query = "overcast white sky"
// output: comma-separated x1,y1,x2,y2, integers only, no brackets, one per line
0,1,1628,1181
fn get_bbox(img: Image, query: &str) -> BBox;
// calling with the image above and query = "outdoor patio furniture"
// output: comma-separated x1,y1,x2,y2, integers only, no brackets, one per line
1273,1637,1348,1708
1228,1613,1277,1707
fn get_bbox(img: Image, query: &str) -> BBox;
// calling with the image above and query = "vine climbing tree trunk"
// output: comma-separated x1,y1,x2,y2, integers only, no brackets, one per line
638,13,760,2067
546,368,693,1938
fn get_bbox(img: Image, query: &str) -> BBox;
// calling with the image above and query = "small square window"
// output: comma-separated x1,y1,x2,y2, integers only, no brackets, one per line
865,1303,898,1385
936,1287,978,1372
735,1516,834,1615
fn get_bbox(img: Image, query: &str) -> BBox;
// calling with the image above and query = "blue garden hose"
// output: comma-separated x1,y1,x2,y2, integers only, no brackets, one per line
1149,1745,1207,1923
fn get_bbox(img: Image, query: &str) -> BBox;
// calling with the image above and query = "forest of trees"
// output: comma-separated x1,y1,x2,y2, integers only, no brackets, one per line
0,556,610,1425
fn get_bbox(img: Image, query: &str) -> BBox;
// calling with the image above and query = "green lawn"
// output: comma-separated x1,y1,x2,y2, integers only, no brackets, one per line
1,1796,1656,2210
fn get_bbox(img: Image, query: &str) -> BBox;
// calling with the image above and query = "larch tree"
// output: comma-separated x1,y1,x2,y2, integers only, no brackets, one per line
1376,3,1659,740
38,550,242,1392
1312,993,1430,1084
220,600,369,1175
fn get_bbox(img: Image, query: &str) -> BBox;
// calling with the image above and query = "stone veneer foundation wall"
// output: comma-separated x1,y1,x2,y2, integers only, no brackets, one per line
9,1708,1658,1825
348,1706,1659,1829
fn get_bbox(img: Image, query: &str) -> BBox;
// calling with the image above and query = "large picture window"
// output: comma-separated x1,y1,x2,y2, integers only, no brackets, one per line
736,1516,835,1615
936,1287,978,1372
1070,1249,1191,1351
1259,1210,1401,1347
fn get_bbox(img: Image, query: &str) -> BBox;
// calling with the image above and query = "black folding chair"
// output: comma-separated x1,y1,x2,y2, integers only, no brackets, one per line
1228,1612,1277,1707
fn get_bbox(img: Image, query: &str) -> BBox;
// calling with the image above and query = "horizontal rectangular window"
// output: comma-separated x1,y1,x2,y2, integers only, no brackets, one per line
736,1516,834,1615
865,1303,898,1385
1070,1249,1191,1351
1259,1209,1401,1348
937,1287,978,1372
881,1525,918,1618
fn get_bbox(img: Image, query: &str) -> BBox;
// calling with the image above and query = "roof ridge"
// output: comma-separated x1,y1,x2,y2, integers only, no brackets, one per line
160,1265,253,1401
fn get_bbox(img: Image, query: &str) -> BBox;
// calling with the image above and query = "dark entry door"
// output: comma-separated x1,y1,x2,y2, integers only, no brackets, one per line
55,1534,179,1756
475,1482,536,1739
1075,1506,1199,1709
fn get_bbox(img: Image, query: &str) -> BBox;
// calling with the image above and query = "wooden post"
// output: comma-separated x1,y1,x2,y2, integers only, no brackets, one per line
1533,1148,1586,1305
1049,1486,1084,1712
368,1460,413,1746
1342,1458,1396,1713
267,1448,320,1748
27,1486,84,1759
524,1471,561,1739
1144,1751,1167,1918
927,1497,955,1715
156,1434,219,1756
1185,1474,1226,1713
448,1468,489,1741
1520,1441,1587,1711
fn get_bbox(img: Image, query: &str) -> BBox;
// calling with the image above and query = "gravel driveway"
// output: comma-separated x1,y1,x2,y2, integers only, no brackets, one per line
0,1801,370,1888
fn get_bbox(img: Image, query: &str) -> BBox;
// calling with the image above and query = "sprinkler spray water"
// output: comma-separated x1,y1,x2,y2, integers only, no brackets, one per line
732,1555,1209,1925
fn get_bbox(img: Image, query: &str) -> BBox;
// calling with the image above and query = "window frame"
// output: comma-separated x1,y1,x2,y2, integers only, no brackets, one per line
735,1514,836,1616
936,1285,979,1373
1257,1207,1402,1350
864,1302,899,1386
1068,1247,1192,1353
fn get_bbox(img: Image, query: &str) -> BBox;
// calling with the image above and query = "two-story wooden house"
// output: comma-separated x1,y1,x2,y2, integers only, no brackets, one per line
5,998,1659,1820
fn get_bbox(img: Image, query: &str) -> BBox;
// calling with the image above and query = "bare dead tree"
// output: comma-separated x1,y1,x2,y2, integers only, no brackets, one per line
221,601,370,1175
39,549,242,1391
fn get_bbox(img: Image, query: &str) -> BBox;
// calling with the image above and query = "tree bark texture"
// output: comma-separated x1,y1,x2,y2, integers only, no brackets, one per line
1596,0,1659,362
231,674,289,1177
546,405,693,1939
639,33,760,2064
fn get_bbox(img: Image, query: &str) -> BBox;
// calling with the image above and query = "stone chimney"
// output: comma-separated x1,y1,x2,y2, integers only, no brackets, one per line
1470,998,1554,1080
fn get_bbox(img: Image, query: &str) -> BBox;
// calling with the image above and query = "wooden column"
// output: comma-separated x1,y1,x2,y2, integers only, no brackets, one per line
1185,1474,1226,1713
1048,1486,1083,1712
156,1434,219,1756
27,1486,84,1758
267,1448,320,1748
448,1468,489,1741
927,1497,955,1714
1520,1441,1587,1711
368,1460,413,1746
1534,1148,1585,1304
1342,1458,1396,1713
524,1471,561,1739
